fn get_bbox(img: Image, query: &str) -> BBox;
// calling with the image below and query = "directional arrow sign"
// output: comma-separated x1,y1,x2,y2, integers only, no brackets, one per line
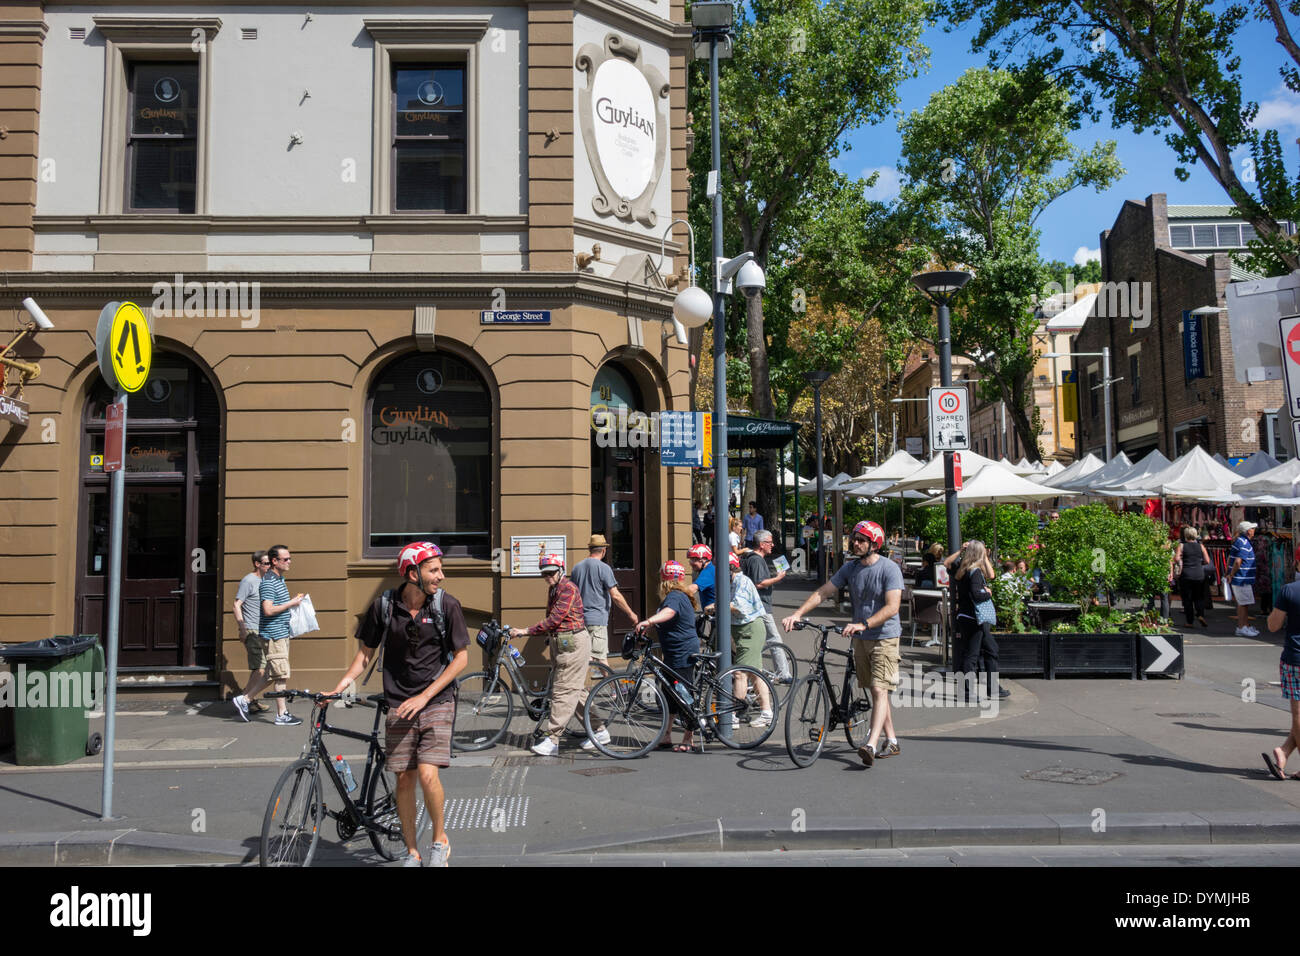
1143,634,1180,673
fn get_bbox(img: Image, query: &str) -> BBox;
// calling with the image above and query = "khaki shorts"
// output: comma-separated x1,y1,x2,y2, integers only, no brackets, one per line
587,624,609,660
386,699,455,770
243,631,266,672
732,617,765,669
263,637,291,680
853,637,900,690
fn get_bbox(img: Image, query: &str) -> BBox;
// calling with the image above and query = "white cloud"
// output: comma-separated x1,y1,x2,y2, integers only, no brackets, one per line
861,165,901,202
1253,86,1300,132
1073,245,1100,266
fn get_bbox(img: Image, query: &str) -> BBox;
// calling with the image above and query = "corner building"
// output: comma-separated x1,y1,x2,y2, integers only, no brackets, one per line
0,0,694,695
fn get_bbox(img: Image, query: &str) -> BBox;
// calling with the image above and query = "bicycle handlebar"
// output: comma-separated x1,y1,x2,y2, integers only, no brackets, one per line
791,619,847,634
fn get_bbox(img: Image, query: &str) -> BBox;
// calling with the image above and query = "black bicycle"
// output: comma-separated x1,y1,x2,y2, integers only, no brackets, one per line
698,611,798,710
784,620,872,768
453,619,616,751
583,631,778,758
259,690,426,866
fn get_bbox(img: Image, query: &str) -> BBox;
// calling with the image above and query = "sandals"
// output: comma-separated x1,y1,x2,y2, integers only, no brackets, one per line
1263,751,1286,780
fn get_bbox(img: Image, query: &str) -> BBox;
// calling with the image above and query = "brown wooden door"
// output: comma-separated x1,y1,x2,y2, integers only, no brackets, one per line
591,440,643,644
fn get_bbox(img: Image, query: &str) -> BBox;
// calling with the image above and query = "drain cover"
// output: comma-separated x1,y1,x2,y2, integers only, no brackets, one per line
1155,713,1219,718
1023,767,1122,785
569,766,637,776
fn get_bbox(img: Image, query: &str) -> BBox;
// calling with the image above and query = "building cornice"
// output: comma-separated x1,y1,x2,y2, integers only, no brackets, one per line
92,15,223,42
574,216,681,257
362,16,492,43
34,214,531,235
0,270,678,316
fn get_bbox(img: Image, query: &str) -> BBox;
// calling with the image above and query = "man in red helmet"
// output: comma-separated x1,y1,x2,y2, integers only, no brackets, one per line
327,541,470,867
783,519,903,767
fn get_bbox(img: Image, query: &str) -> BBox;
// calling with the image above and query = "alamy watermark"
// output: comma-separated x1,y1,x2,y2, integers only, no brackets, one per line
151,273,261,329
591,405,697,449
0,665,103,712
891,664,1001,717
1040,273,1151,329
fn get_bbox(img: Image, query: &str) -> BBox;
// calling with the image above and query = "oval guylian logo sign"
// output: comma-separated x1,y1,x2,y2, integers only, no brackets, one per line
590,58,656,201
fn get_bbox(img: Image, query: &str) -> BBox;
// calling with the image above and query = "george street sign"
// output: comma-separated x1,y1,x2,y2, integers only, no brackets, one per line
480,310,551,325
929,384,970,451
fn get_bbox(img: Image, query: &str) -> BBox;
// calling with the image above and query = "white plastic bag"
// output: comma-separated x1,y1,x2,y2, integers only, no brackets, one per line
289,594,319,637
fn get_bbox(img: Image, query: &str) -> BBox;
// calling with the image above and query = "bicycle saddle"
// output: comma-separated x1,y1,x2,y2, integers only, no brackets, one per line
687,651,721,665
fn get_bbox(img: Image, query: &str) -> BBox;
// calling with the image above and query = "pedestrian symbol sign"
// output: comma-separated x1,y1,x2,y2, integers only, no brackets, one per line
109,302,152,394
928,384,969,451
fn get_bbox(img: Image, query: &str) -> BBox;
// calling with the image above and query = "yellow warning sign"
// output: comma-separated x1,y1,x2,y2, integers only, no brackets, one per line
109,302,152,393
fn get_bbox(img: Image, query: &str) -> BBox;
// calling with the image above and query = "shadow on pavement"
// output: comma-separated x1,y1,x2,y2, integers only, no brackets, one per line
0,779,97,818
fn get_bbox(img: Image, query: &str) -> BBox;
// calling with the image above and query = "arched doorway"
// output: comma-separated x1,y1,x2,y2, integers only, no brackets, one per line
76,354,222,669
590,364,645,644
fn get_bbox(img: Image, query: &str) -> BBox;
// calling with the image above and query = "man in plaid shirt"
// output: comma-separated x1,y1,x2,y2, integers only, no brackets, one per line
510,553,608,755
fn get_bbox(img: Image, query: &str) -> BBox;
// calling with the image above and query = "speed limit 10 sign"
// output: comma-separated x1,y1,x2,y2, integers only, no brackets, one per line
929,384,970,451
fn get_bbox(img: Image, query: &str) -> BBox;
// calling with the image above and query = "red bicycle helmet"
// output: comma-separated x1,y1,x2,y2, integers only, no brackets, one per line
688,543,712,561
538,553,565,573
851,520,885,547
398,541,442,576
728,551,741,570
661,560,687,581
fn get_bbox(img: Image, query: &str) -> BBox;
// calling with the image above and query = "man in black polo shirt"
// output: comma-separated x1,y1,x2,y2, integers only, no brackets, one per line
327,541,469,867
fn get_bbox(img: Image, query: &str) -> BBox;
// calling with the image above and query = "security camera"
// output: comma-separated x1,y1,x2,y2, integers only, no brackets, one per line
735,260,765,299
21,297,54,331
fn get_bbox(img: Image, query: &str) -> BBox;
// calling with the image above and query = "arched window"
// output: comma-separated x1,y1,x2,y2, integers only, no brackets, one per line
366,351,492,558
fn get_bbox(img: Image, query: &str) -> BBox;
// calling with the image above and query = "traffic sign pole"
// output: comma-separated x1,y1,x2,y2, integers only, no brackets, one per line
101,391,126,821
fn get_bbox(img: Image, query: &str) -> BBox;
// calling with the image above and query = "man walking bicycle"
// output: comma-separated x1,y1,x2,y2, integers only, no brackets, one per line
783,520,903,767
327,541,470,867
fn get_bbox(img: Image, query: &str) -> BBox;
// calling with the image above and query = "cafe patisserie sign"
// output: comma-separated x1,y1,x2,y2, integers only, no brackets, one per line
576,33,669,227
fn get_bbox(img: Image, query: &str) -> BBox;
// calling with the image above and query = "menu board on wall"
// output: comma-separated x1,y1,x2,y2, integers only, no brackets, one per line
510,535,567,577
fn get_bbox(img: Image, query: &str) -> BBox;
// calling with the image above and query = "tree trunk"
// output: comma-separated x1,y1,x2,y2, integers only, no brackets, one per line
743,291,781,544
1003,376,1041,463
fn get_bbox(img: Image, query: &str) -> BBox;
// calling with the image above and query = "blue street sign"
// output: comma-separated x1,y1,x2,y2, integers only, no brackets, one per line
1183,310,1206,380
659,411,705,467
480,310,551,325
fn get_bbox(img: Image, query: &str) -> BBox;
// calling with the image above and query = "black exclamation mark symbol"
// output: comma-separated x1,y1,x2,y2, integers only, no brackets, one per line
115,323,130,366
129,323,145,374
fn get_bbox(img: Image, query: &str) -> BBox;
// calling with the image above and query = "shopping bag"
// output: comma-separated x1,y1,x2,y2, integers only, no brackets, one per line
289,594,320,637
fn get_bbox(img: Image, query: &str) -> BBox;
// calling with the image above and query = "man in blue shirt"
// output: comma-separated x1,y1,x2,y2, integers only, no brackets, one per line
743,501,764,548
687,543,715,609
258,545,306,726
1231,521,1259,637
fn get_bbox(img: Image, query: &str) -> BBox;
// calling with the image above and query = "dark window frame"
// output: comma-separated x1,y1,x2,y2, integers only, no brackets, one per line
390,61,468,214
124,59,199,214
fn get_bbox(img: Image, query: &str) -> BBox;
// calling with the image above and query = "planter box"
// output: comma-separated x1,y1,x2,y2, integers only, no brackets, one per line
1048,633,1137,679
991,633,1047,677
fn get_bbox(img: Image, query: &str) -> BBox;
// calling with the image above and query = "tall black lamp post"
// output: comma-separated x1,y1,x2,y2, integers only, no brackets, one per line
911,270,973,558
804,369,830,582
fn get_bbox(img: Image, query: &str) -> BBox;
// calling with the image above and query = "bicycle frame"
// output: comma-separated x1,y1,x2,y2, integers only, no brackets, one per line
307,699,392,834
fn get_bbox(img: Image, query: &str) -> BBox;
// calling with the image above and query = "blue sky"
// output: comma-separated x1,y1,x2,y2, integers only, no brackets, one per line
836,14,1300,265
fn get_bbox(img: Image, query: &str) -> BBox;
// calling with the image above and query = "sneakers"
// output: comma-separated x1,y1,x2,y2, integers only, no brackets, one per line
1235,626,1260,637
875,740,900,758
923,639,941,647
402,852,423,867
428,840,450,867
749,710,773,728
274,712,302,727
231,694,249,722
530,736,559,756
580,728,612,750
857,744,875,767
249,699,271,714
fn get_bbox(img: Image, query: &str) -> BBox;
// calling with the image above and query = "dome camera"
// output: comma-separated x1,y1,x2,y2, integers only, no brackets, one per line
735,260,765,299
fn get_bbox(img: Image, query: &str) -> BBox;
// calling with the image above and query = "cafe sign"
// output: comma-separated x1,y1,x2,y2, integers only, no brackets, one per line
0,393,28,426
576,33,669,227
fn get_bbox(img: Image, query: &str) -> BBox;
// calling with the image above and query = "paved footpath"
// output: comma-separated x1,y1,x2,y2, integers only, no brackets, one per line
4,579,1300,866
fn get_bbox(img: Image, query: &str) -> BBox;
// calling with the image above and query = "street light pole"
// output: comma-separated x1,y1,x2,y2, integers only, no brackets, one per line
912,271,973,558
805,370,830,583
707,28,731,675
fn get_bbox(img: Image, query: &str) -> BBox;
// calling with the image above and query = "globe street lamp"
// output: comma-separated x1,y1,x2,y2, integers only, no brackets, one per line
911,269,973,557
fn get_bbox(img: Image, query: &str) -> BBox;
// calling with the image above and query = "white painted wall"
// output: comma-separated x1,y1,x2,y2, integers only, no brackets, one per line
38,5,526,217
572,12,674,257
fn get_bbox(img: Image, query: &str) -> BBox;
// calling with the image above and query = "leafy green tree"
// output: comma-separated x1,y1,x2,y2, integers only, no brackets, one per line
961,504,1041,562
687,0,929,528
940,0,1300,273
1043,258,1102,287
894,68,1123,462
1112,512,1175,601
1037,504,1120,608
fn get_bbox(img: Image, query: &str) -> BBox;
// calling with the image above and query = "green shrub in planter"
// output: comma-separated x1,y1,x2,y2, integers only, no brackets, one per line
990,572,1031,631
1038,504,1120,608
1112,511,1175,603
962,504,1041,563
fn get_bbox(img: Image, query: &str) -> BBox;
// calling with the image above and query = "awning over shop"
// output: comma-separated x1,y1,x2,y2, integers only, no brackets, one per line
725,414,800,450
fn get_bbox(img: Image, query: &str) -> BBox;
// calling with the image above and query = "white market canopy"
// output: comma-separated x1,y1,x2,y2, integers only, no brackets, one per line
918,462,1070,506
1232,457,1300,503
797,473,836,494
1093,449,1172,497
878,448,1002,495
1042,453,1105,491
851,449,923,483
1119,446,1243,501
1055,451,1132,492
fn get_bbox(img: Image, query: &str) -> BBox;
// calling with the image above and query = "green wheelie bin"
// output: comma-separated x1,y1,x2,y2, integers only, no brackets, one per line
0,635,105,766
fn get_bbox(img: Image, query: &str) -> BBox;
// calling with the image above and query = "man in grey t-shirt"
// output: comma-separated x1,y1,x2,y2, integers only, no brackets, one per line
231,551,271,718
568,534,638,662
783,520,902,768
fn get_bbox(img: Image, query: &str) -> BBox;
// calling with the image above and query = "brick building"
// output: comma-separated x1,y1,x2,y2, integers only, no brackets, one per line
1072,194,1290,462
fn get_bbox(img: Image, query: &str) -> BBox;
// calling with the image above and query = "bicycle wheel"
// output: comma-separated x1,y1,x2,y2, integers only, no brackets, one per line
365,761,426,861
452,670,514,751
705,667,779,749
260,758,324,867
842,668,874,751
784,676,830,768
761,642,798,709
584,672,668,758
565,658,616,736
